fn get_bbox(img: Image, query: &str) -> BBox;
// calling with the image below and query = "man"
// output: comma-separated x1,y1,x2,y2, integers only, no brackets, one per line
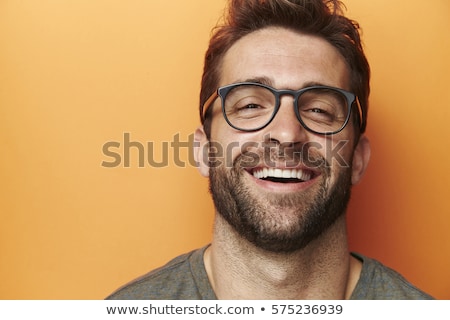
107,0,433,299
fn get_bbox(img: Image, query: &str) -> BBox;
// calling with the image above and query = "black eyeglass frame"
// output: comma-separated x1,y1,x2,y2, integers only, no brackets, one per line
201,82,366,135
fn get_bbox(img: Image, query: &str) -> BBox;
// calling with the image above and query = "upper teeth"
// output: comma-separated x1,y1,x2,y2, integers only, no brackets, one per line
253,168,312,181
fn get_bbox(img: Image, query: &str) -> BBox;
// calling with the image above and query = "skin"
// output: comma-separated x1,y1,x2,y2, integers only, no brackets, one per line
194,27,371,299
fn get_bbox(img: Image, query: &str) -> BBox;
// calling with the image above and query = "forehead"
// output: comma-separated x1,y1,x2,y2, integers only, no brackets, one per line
220,27,350,90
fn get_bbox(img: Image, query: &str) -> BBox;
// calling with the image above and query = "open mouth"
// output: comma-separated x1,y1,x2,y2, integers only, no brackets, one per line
251,168,315,183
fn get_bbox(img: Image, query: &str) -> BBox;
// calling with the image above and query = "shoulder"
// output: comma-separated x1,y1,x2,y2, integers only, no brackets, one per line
351,252,434,300
106,246,215,300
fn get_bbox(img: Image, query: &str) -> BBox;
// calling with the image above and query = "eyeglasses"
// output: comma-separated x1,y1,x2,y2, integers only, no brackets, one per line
201,82,365,135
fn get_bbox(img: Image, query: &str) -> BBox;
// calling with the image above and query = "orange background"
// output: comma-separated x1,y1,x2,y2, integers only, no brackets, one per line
0,0,449,299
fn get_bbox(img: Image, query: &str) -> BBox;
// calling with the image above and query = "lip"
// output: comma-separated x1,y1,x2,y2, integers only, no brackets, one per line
244,165,321,193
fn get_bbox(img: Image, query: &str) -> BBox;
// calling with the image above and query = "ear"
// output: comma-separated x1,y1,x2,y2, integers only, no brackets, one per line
351,135,371,185
194,125,210,177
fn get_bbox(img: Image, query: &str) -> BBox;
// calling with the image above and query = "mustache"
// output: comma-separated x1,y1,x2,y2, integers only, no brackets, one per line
232,141,331,170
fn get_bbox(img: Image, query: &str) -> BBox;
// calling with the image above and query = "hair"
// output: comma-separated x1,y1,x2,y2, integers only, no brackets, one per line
199,0,370,138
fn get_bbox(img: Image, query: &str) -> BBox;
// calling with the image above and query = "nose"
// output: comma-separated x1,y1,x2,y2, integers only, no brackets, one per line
263,95,308,144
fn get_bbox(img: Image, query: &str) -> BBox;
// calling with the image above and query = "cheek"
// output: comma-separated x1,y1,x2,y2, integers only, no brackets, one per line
322,134,355,169
210,125,240,165
319,138,354,190
210,124,262,166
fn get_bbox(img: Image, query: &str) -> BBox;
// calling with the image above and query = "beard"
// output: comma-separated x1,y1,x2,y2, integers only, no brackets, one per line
209,147,353,253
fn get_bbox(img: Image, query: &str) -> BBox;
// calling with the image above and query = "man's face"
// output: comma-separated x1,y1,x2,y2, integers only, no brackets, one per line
196,27,369,252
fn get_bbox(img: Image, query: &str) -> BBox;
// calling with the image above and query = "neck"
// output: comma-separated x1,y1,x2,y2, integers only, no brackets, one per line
204,214,361,299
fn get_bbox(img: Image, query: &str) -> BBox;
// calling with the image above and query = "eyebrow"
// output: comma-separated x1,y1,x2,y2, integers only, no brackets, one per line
240,76,274,87
236,77,332,90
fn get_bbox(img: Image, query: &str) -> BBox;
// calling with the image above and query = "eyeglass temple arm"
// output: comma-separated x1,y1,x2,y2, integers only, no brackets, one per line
201,91,219,123
355,96,367,133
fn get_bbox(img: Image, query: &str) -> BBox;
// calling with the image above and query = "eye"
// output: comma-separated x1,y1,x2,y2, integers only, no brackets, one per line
310,108,327,114
233,102,268,118
307,107,336,120
230,97,271,114
303,103,335,116
223,84,276,122
299,101,337,126
238,103,262,110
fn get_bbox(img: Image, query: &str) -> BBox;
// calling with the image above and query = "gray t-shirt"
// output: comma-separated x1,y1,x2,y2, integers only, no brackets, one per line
106,246,433,300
